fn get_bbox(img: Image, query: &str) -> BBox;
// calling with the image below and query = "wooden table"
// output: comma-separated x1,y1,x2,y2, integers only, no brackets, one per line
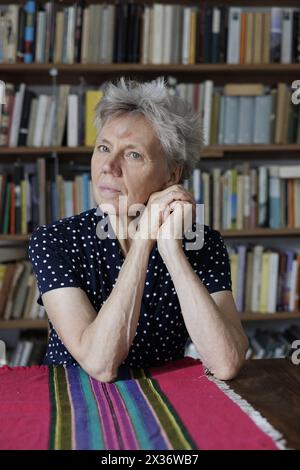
227,358,300,449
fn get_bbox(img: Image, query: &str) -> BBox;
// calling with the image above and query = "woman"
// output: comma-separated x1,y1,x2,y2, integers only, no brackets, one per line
28,77,248,383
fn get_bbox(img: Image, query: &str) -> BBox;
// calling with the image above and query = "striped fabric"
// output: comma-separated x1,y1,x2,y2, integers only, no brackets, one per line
0,357,279,450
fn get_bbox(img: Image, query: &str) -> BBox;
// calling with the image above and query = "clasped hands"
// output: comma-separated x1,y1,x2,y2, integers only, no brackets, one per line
134,184,196,255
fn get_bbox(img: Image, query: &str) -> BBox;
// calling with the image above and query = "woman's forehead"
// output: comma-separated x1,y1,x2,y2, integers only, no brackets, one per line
98,116,161,153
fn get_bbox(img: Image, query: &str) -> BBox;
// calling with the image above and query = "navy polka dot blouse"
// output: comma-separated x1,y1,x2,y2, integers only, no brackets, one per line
28,207,232,368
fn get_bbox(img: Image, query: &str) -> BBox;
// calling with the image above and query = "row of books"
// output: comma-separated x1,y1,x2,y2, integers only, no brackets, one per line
1,83,103,147
176,80,300,146
0,161,97,235
228,244,300,313
2,80,300,149
1,162,300,235
0,260,45,321
247,325,300,359
185,164,300,230
1,3,300,65
5,331,47,367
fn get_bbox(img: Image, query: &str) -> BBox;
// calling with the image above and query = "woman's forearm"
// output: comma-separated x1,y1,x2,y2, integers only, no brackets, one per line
80,239,153,381
160,246,247,380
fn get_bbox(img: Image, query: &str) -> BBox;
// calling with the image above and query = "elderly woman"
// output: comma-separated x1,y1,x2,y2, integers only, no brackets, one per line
28,77,248,383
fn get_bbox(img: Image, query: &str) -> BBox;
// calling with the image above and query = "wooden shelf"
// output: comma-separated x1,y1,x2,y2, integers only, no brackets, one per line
1,63,300,74
1,63,299,85
0,234,30,242
0,319,48,330
0,144,300,160
240,312,300,322
0,313,299,329
1,228,300,242
221,228,300,237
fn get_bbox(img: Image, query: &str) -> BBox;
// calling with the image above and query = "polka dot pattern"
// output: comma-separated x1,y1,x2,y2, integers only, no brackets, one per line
28,207,232,368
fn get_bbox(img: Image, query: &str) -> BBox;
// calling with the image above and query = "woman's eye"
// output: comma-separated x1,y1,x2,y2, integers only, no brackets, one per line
97,144,108,152
129,151,142,160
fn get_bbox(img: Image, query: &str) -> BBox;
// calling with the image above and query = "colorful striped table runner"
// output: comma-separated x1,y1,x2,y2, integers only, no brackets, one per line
0,357,284,450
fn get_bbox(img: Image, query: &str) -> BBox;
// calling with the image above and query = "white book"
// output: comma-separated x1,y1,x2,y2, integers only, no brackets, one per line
33,95,50,147
278,166,300,179
289,259,298,311
100,5,110,63
181,7,191,65
162,5,173,64
192,168,201,204
203,80,213,145
268,252,279,312
151,4,164,64
35,11,46,63
67,94,79,146
8,83,26,147
141,6,151,64
281,8,293,63
66,6,76,64
226,8,241,64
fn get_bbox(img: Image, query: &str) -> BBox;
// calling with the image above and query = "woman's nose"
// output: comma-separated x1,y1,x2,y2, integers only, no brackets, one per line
101,153,122,177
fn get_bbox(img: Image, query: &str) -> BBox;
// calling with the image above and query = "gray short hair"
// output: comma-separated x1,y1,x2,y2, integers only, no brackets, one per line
94,76,204,180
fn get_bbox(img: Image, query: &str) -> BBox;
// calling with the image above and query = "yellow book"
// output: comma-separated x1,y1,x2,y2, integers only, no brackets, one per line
0,264,7,290
85,90,104,146
189,9,197,64
259,252,270,313
229,252,238,305
21,180,27,235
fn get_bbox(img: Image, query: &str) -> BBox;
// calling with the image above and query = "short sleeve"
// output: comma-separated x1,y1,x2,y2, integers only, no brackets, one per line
188,227,232,295
28,225,83,306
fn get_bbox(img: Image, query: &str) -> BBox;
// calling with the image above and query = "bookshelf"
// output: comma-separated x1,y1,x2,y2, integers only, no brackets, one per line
0,0,300,363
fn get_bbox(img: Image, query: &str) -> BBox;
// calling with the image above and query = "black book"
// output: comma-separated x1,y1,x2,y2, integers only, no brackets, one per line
196,4,205,63
16,7,26,63
126,3,136,62
204,6,213,63
113,3,128,63
292,10,300,63
219,6,228,64
132,4,143,63
74,0,85,63
17,89,36,146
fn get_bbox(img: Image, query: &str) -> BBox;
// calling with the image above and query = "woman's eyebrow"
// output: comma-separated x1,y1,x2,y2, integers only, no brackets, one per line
98,137,148,152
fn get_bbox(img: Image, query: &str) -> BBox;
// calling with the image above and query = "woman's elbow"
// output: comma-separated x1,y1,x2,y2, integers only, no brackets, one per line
214,341,248,381
88,366,118,383
214,360,244,381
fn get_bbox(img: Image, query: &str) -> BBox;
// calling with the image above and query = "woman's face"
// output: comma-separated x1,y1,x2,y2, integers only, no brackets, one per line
91,113,180,215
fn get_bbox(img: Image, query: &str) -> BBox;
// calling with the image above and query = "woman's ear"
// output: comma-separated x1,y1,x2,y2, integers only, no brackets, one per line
167,164,183,185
